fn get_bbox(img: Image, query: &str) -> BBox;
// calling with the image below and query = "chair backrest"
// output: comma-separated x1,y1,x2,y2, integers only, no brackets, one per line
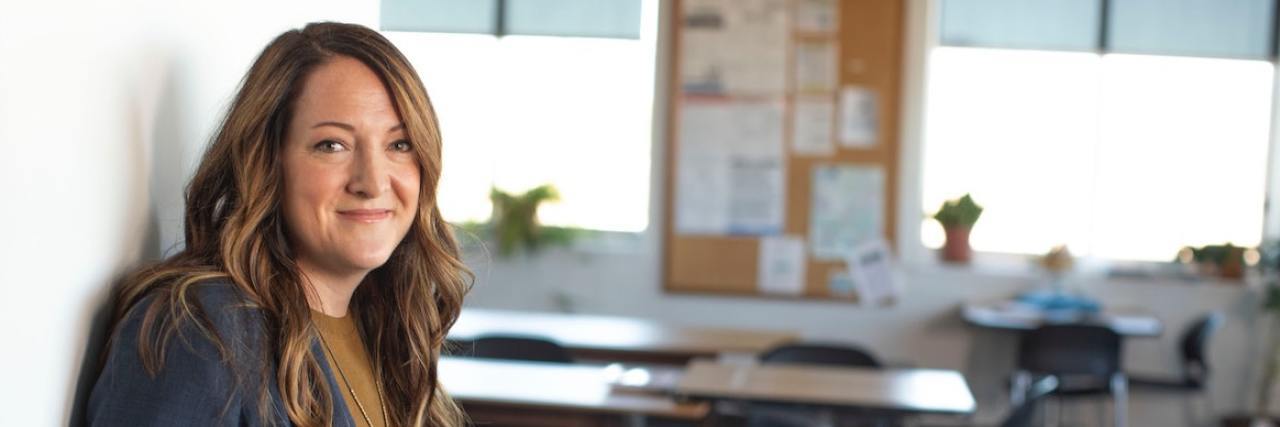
1000,376,1059,427
1180,312,1224,387
1017,324,1122,376
468,335,574,364
749,343,887,426
759,343,882,368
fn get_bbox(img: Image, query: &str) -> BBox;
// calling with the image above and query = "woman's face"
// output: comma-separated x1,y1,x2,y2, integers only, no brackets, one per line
281,56,420,280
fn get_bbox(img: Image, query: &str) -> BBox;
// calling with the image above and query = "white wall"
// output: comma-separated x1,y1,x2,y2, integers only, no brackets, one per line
0,2,377,425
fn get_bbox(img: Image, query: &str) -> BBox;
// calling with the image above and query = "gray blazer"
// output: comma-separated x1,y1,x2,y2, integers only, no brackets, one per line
87,282,357,426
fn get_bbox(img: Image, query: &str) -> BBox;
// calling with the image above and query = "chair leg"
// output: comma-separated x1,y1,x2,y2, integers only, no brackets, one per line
1111,373,1128,427
1184,392,1196,427
1101,395,1109,427
1011,370,1032,406
1055,397,1063,427
1205,390,1217,427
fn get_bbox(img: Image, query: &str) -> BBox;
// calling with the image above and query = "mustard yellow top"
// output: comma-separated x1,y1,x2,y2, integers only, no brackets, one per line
313,310,388,427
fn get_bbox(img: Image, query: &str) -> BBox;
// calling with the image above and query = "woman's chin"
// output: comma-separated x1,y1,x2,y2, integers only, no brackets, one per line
342,250,396,273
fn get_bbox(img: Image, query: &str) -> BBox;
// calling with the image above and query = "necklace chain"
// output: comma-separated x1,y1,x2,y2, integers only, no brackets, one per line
316,326,389,427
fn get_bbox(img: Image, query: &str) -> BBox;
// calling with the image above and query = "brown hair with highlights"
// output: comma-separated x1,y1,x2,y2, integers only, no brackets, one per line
108,22,469,426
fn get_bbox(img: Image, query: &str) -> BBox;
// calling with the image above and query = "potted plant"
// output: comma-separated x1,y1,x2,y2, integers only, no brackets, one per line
1181,243,1248,280
461,185,579,257
932,193,983,263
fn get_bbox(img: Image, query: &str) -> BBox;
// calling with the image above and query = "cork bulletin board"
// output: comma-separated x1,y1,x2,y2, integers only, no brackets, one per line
662,0,905,300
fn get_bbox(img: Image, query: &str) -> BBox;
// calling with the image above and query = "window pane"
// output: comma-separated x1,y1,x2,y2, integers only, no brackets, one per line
923,48,1101,255
1093,54,1272,260
386,33,505,223
381,0,498,34
384,0,657,233
1108,0,1274,59
940,0,1101,51
489,35,654,231
506,0,642,39
923,47,1274,261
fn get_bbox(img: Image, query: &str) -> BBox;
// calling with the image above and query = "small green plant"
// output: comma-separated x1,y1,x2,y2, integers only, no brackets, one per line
460,185,581,257
1185,243,1246,266
1180,242,1247,280
933,193,984,229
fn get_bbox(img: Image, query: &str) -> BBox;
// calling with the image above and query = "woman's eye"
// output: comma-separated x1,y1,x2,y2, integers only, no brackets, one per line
314,140,345,153
391,140,413,152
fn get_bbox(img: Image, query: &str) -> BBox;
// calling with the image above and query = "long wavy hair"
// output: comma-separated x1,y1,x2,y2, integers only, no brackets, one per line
108,22,469,426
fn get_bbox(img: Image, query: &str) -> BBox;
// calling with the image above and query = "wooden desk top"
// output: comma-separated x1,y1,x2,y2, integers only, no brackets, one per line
450,308,798,359
439,357,709,419
675,360,976,415
962,300,1164,337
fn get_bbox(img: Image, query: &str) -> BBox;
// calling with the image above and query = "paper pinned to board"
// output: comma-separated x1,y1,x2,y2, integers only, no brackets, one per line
846,239,898,306
809,164,884,260
759,235,807,296
839,86,878,148
728,155,786,235
791,96,835,156
794,40,837,93
675,99,787,236
681,0,789,95
795,0,839,33
674,101,733,234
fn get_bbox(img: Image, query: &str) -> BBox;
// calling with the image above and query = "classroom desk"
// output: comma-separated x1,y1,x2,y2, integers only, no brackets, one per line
440,357,710,426
673,360,975,416
449,308,799,365
962,299,1164,337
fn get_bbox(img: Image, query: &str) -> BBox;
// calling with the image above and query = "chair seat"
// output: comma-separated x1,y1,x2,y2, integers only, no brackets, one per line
1127,374,1201,392
1035,374,1111,397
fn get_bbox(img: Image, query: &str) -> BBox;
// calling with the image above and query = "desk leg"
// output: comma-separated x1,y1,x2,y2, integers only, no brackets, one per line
1111,373,1128,427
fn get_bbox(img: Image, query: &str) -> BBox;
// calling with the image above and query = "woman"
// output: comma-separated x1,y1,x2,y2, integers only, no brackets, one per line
87,22,470,426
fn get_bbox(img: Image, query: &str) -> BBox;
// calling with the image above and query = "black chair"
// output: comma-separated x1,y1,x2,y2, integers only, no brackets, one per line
744,343,893,427
1000,375,1059,427
1012,324,1126,427
466,334,574,364
1129,312,1224,426
1131,312,1222,389
760,343,883,368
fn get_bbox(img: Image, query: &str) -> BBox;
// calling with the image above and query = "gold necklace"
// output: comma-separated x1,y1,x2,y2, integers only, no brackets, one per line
316,327,389,427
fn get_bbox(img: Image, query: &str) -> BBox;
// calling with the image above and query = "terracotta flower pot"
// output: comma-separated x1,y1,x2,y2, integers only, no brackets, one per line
941,226,972,264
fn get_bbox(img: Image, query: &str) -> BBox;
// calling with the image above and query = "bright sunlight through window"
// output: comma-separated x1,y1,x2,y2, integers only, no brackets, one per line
923,47,1273,261
385,1,658,232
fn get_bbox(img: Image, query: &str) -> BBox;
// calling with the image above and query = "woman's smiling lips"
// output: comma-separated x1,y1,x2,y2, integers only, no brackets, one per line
337,209,392,223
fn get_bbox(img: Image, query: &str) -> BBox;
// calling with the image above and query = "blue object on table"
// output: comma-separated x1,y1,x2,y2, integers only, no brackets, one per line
1016,290,1101,313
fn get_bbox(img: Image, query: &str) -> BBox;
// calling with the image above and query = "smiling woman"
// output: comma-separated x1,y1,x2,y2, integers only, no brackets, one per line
282,56,424,317
86,22,470,427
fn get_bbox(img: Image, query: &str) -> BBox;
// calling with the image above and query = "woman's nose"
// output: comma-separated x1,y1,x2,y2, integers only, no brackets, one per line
345,146,390,199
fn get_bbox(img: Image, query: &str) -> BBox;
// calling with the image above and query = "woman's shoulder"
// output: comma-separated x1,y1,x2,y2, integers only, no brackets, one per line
128,279,267,343
89,279,278,425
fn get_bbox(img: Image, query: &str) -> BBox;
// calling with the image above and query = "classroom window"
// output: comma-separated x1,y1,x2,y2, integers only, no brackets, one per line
921,46,1274,262
384,1,658,233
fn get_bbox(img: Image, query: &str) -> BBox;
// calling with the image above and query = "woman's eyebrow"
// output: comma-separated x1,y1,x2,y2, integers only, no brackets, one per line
310,121,404,133
311,121,355,131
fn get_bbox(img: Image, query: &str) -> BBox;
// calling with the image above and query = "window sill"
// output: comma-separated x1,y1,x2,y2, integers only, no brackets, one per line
566,229,652,255
902,247,1263,289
